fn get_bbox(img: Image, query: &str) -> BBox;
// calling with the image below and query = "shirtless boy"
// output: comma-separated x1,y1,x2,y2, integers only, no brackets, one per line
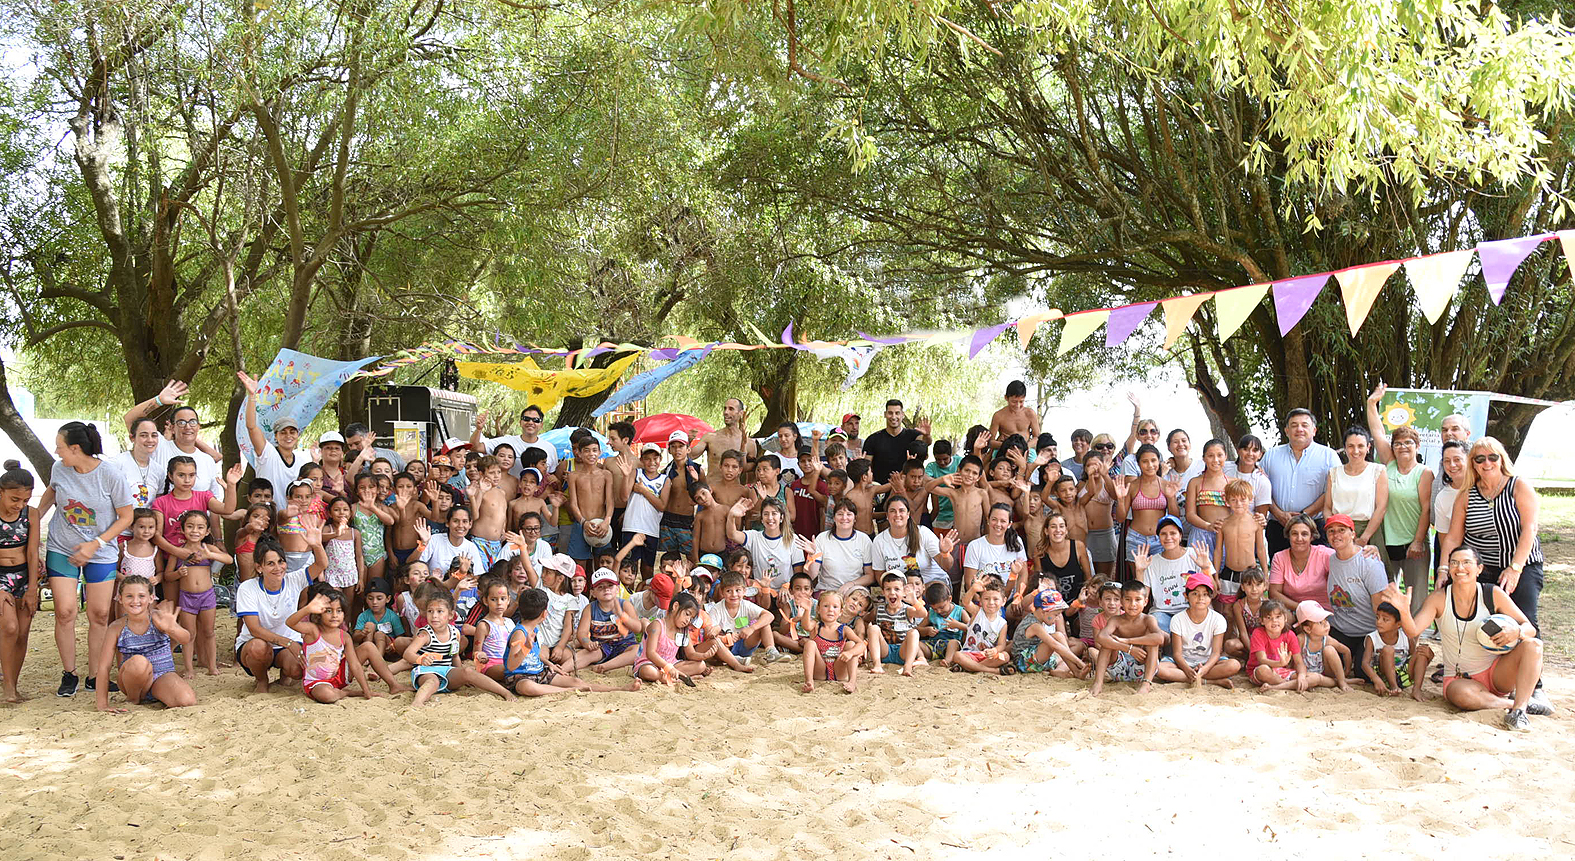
929,455,989,567
566,438,614,566
469,456,510,568
1212,479,1270,601
1091,581,1164,696
988,380,1041,451
843,460,893,535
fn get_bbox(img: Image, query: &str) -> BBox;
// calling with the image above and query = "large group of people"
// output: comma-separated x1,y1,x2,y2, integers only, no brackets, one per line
0,375,1553,730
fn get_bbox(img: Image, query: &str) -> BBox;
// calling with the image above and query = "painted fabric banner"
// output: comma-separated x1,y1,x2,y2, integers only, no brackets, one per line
234,349,382,464
592,347,714,418
1375,388,1491,467
456,353,639,411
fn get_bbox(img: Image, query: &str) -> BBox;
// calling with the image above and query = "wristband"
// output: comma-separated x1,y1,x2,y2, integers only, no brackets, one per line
154,395,164,407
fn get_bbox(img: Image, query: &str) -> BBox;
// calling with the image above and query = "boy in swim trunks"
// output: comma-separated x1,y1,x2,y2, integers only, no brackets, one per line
1091,581,1164,696
503,587,640,696
1213,479,1268,602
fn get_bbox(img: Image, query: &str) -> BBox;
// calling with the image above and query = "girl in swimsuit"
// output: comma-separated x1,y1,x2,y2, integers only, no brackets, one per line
164,510,234,678
94,575,196,712
1115,445,1178,571
800,590,864,694
1185,440,1231,556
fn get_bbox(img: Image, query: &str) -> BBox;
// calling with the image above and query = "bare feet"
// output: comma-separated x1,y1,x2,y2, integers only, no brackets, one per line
251,680,271,694
1136,681,1152,694
870,665,886,675
181,669,195,680
2,689,25,703
623,680,642,691
1209,677,1235,690
900,663,915,677
591,665,607,674
735,664,755,674
801,681,815,693
390,684,413,694
840,679,856,693
206,668,222,676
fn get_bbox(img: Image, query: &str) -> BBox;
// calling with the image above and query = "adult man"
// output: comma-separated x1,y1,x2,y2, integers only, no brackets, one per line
1061,428,1091,480
122,380,223,493
863,399,932,485
839,413,863,459
471,406,559,479
237,372,307,493
1261,408,1342,556
343,422,405,473
688,397,759,478
988,380,1041,450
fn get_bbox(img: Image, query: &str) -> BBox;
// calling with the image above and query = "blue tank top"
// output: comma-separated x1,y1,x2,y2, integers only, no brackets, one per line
117,619,175,678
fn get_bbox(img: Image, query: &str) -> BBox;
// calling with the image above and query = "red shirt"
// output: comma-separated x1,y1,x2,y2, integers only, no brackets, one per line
790,478,825,537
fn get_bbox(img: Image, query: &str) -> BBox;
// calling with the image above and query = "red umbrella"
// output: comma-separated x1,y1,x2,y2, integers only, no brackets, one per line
633,413,714,445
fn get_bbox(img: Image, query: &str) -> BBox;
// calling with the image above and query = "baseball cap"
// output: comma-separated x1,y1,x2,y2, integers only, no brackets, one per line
843,413,859,424
365,578,393,597
430,454,451,467
698,553,724,571
650,571,675,610
828,428,848,439
1296,600,1332,625
1184,572,1215,593
591,567,619,588
1033,589,1068,611
442,438,469,453
1156,514,1186,535
667,430,689,445
521,467,542,483
273,416,300,432
319,431,345,446
1325,514,1355,531
640,442,663,454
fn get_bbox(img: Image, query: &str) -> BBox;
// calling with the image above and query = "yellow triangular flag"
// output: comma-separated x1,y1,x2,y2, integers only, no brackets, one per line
1560,230,1575,287
1015,310,1063,348
1212,283,1269,342
1056,309,1110,356
1404,250,1475,324
1160,294,1211,350
1335,262,1401,336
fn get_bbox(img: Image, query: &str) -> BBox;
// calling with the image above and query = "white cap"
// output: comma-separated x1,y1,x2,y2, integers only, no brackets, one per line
640,442,663,454
667,430,689,445
319,431,345,446
591,567,619,588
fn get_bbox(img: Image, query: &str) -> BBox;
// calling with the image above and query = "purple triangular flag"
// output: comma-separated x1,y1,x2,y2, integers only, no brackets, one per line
1271,274,1329,336
648,348,678,362
857,331,916,346
1478,234,1553,305
781,323,796,348
1104,302,1157,347
968,322,1013,358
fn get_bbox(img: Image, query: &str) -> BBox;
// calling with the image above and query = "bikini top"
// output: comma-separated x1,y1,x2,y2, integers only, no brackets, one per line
0,512,28,550
1131,485,1168,511
1194,489,1227,508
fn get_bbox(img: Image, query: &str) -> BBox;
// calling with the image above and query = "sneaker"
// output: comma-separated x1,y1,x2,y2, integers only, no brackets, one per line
1505,708,1531,731
56,672,79,697
762,647,785,664
84,677,120,694
1528,688,1555,716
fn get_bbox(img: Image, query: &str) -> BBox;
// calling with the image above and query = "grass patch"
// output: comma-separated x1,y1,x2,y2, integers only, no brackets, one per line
1537,496,1575,668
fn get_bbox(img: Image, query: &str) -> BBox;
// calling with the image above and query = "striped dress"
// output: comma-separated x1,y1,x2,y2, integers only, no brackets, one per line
1462,477,1541,568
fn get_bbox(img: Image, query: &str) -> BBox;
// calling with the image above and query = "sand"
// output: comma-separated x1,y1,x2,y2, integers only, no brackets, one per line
3,612,1574,861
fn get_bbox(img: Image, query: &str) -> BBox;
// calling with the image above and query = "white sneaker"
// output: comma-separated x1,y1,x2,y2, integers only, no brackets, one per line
762,648,785,664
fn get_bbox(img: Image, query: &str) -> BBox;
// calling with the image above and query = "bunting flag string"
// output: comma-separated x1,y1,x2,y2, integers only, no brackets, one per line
350,229,1574,385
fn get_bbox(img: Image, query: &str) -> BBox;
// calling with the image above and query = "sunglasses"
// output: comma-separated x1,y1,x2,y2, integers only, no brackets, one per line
1473,454,1501,464
521,416,543,423
1093,444,1115,450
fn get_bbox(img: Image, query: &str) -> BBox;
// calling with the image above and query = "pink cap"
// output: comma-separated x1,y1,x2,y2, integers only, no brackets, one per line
1184,572,1215,593
1296,600,1332,625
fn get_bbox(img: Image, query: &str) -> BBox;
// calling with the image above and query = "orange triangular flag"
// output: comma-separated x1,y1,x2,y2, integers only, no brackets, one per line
1015,310,1064,349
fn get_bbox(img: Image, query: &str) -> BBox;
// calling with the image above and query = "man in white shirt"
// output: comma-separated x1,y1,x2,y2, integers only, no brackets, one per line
471,405,559,478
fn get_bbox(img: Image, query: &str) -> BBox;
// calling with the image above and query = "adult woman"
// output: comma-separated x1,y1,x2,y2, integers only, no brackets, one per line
807,499,873,592
724,496,806,593
1432,440,1469,557
1378,427,1433,612
110,418,167,511
235,533,324,693
1440,437,1543,627
1223,434,1272,516
1271,513,1382,610
963,503,1028,608
1397,546,1550,730
1325,427,1387,546
37,422,135,697
1163,429,1200,488
1038,512,1093,599
1322,515,1392,659
1184,439,1230,557
1114,444,1178,565
1077,448,1119,577
871,495,955,587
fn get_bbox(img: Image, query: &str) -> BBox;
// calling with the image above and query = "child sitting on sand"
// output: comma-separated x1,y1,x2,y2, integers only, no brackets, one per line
1364,601,1433,699
633,592,710,688
919,581,967,667
289,583,407,703
951,577,1013,676
705,571,781,668
503,588,641,696
1248,600,1304,690
774,572,816,654
869,570,926,676
1091,581,1164,696
402,587,515,706
571,568,644,675
354,578,407,660
801,590,863,693
1008,589,1087,678
94,575,196,712
1154,573,1240,688
1294,600,1350,692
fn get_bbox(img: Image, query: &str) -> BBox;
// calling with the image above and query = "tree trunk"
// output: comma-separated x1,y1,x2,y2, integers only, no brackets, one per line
0,357,54,482
751,355,799,436
554,347,630,430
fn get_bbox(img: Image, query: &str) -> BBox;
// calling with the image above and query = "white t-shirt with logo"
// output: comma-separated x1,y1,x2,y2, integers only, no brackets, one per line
235,568,310,648
1169,608,1226,667
813,530,873,592
873,526,949,585
963,537,1027,585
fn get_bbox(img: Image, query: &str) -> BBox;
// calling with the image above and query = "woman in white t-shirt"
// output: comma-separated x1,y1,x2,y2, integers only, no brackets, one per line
873,495,955,587
112,418,168,511
1325,427,1388,546
807,499,873,593
235,533,324,692
963,503,1028,598
724,497,807,591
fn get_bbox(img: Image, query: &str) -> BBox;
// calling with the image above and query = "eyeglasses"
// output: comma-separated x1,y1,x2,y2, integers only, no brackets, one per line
1473,454,1501,464
174,419,200,428
521,416,542,424
521,526,542,533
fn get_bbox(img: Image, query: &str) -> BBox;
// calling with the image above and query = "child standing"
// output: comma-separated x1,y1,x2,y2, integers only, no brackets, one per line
1154,574,1241,688
151,457,241,563
321,497,366,616
162,510,233,677
951,578,1013,675
93,575,196,712
232,503,275,584
800,590,863,693
1090,581,1165,696
504,588,641,695
0,462,38,704
354,578,407,660
119,509,160,582
1212,480,1269,601
1293,600,1350,692
1248,600,1304,690
352,473,394,591
289,583,408,702
402,587,515,706
1364,601,1433,699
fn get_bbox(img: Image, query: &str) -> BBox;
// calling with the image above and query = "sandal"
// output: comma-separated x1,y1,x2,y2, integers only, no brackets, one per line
999,664,1018,677
677,673,697,687
949,663,966,673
